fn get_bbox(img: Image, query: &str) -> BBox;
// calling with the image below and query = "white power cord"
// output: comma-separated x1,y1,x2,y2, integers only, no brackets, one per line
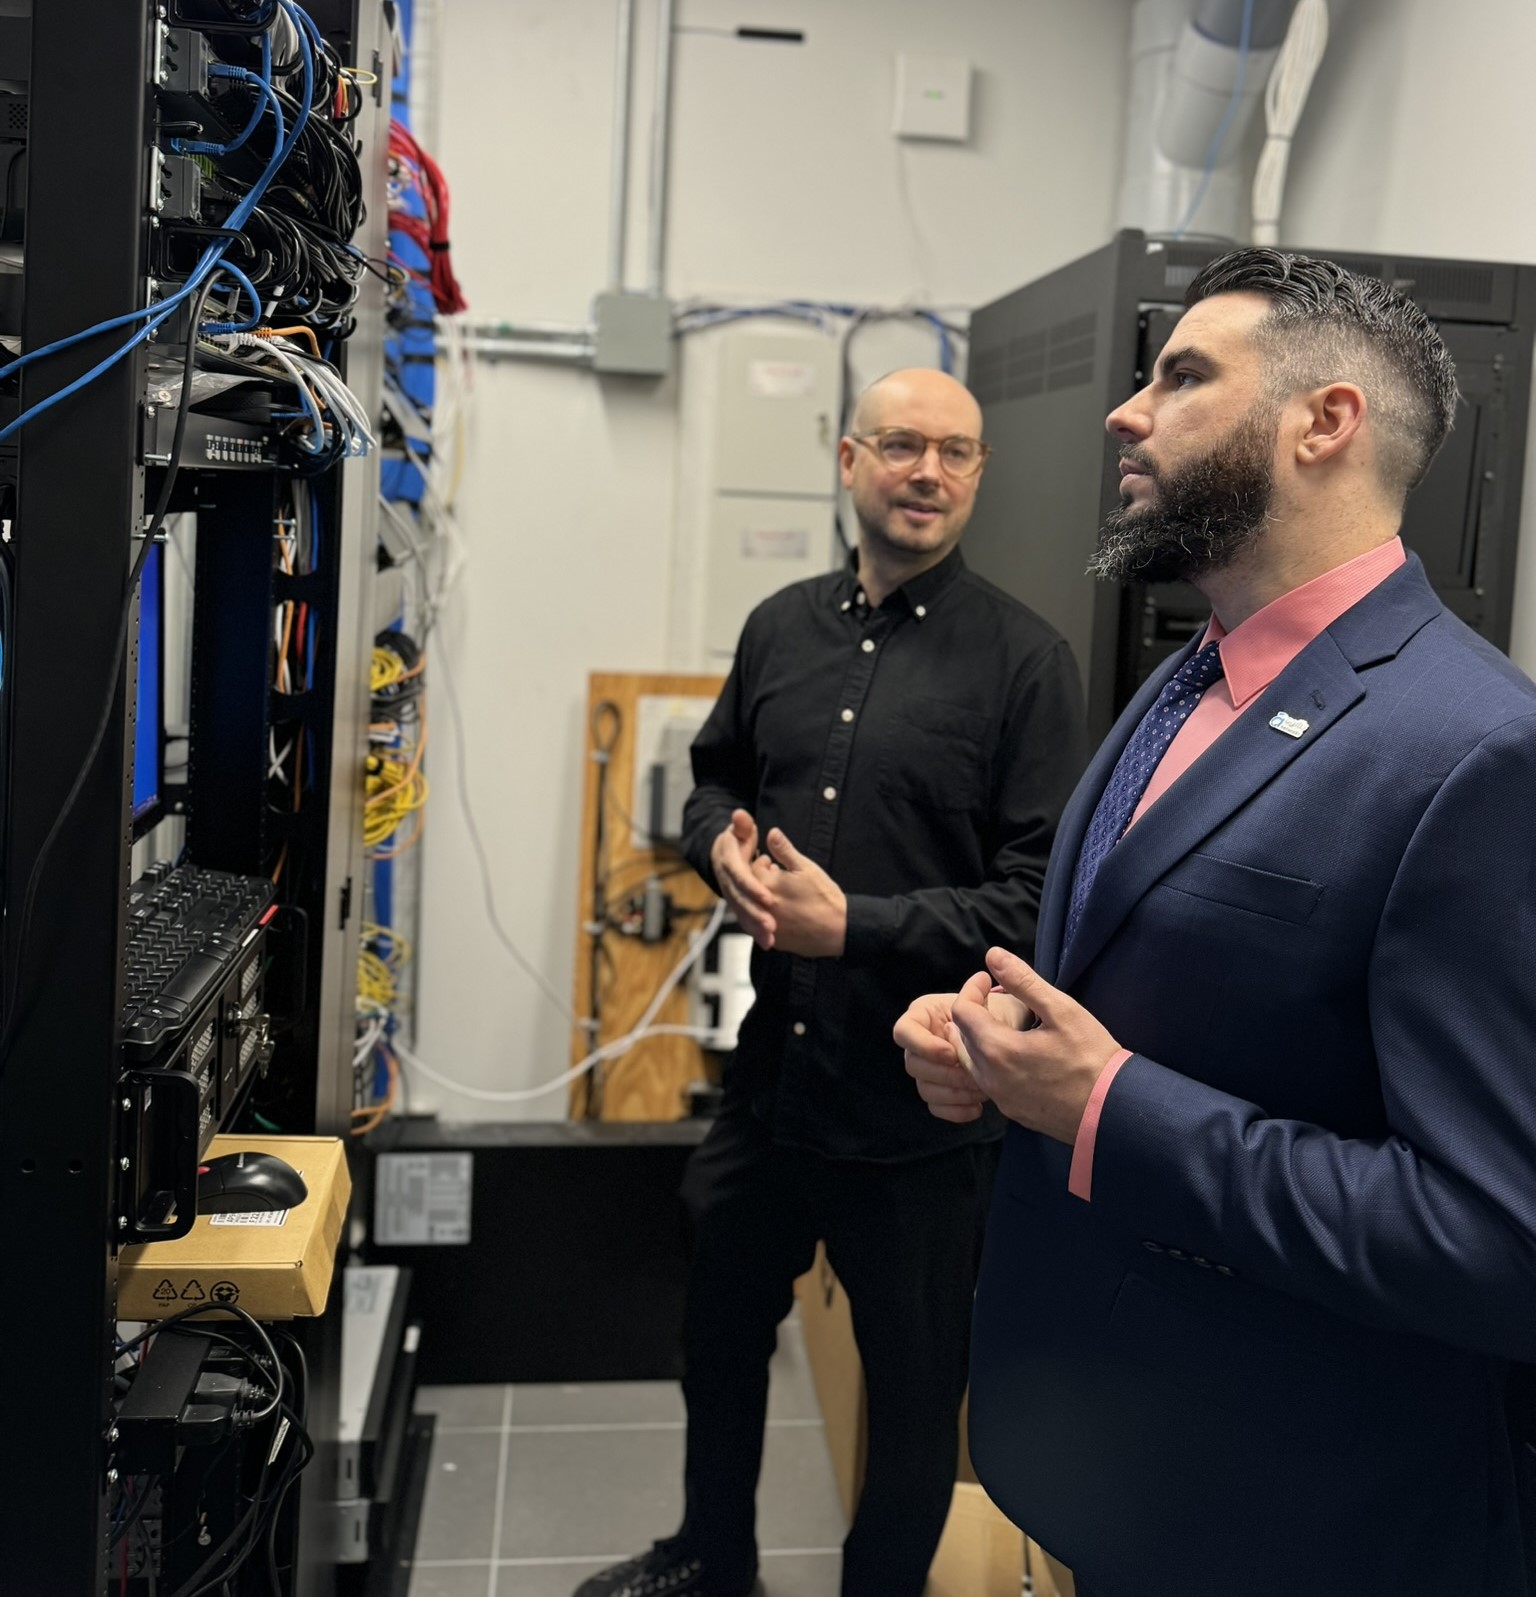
1251,0,1329,246
394,900,727,1104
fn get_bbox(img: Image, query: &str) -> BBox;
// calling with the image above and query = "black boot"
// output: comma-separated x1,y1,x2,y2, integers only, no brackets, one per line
572,1540,764,1597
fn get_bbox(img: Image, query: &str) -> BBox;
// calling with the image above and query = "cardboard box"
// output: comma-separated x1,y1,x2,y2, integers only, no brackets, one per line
796,1244,867,1521
928,1482,1023,1597
794,1244,1078,1596
1028,1538,1078,1597
119,1135,351,1320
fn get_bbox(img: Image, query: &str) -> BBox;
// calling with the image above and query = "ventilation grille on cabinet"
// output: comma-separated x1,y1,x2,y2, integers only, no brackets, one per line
971,310,1098,407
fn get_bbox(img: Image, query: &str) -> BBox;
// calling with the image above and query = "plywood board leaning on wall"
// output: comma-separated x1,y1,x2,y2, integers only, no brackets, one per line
569,671,725,1121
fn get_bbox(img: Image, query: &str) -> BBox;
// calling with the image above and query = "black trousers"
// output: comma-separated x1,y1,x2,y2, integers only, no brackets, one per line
675,1096,995,1597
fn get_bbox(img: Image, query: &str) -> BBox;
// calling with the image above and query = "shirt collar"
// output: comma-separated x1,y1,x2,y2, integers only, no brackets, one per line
1203,536,1406,707
839,545,966,621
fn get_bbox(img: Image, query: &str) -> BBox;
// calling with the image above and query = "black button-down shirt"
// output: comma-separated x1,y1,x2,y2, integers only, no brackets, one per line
682,547,1088,1161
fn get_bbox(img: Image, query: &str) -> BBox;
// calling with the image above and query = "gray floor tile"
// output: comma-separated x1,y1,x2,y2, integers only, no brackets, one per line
417,1383,509,1431
510,1381,684,1427
765,1320,822,1424
760,1550,842,1596
415,1430,506,1563
494,1560,618,1597
409,1564,492,1597
757,1425,848,1551
499,1427,685,1559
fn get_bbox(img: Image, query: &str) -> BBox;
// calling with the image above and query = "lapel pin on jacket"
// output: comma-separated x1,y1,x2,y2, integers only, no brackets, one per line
1269,711,1310,739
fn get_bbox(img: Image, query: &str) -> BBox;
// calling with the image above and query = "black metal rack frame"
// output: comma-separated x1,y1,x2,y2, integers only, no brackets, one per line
0,3,389,1591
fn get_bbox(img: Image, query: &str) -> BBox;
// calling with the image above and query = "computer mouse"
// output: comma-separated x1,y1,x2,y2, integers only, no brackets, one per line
197,1151,309,1213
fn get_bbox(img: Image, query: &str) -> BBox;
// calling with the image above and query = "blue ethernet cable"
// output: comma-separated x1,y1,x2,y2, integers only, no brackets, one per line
0,260,264,446
175,49,285,159
0,0,316,443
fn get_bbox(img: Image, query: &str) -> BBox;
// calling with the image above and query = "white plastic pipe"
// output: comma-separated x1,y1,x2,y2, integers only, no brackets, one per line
1119,0,1296,242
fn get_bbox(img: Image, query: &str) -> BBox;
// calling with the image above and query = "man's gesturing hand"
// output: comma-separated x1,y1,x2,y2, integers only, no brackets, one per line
946,947,1121,1145
710,809,776,949
894,992,989,1123
758,827,847,958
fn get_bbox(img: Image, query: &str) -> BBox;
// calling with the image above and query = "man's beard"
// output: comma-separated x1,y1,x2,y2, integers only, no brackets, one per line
1090,409,1277,585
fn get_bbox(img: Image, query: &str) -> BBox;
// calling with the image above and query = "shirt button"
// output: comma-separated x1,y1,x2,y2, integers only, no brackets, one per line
1167,1248,1186,1261
1215,1264,1235,1277
840,600,851,612
822,786,837,802
861,639,875,654
856,591,867,605
792,1021,807,1037
915,605,927,619
841,709,854,723
1141,1240,1164,1253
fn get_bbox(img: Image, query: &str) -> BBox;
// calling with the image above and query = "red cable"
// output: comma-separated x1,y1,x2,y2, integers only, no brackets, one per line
388,120,467,315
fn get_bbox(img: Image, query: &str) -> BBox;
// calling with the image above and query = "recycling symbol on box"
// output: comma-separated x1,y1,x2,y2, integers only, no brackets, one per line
152,1279,179,1303
210,1280,240,1306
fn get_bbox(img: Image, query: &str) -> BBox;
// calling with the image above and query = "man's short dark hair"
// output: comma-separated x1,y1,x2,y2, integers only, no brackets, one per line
1186,247,1459,499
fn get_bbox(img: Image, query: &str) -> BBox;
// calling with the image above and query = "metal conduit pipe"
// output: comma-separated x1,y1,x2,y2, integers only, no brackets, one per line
608,0,636,292
646,0,678,295
460,323,597,366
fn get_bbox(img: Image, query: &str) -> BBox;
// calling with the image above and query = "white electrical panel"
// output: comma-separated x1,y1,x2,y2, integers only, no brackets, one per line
714,332,839,497
703,495,836,660
892,52,972,142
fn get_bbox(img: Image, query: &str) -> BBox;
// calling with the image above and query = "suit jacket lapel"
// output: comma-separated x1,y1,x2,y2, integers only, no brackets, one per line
1035,640,1202,983
1056,630,1366,989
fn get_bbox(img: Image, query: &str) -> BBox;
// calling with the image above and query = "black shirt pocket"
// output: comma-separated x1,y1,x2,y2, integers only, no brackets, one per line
876,694,990,813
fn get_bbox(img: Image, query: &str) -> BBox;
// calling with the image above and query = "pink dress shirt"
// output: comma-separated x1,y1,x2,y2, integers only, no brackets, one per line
1067,537,1407,1202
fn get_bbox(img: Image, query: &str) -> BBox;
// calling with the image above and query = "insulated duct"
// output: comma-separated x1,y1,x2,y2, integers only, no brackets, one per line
1118,0,1299,242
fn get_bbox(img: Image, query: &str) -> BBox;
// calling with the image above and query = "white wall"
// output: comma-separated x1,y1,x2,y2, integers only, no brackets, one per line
1279,0,1536,676
414,0,1132,1119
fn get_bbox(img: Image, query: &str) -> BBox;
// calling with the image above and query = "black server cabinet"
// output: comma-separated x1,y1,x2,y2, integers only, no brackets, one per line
0,3,388,1592
965,230,1536,739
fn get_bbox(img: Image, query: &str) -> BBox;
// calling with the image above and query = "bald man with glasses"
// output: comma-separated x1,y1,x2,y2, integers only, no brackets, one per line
576,369,1087,1597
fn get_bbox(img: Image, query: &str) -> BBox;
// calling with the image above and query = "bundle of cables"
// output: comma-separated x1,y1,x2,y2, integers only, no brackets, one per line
165,3,366,335
387,121,467,315
197,324,377,464
365,629,427,856
353,920,406,1133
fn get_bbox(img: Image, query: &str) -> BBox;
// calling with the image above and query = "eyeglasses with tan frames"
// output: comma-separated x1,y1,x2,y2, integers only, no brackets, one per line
850,427,992,478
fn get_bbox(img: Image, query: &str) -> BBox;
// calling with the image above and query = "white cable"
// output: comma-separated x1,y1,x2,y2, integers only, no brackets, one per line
392,901,727,1103
1251,0,1329,247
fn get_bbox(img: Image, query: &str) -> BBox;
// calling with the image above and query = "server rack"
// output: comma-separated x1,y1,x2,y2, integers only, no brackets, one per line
964,230,1536,738
0,3,389,1591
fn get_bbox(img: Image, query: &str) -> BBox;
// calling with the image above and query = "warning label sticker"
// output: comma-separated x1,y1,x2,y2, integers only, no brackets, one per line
209,1209,289,1227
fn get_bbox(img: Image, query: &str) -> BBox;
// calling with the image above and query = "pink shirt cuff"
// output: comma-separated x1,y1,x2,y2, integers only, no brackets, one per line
1068,1048,1133,1202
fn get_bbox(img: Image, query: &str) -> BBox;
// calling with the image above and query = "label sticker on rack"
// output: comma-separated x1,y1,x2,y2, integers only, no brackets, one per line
374,1152,473,1245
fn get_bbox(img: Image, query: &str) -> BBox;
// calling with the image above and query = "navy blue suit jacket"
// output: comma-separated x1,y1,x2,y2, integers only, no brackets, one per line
970,556,1536,1596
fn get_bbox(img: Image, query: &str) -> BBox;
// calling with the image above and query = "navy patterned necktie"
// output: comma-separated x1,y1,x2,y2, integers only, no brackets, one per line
1063,641,1226,957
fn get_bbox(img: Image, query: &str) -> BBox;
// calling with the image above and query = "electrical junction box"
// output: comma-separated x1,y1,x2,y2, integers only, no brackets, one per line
593,290,674,377
892,52,972,142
